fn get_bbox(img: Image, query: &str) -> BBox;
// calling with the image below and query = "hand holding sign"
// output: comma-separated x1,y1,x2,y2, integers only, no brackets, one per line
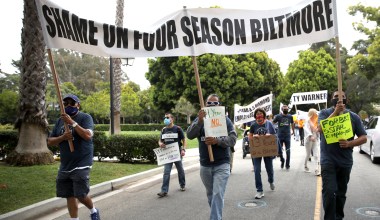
320,112,354,144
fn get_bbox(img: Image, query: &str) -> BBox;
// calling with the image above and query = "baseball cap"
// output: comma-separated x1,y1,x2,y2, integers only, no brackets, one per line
63,94,80,103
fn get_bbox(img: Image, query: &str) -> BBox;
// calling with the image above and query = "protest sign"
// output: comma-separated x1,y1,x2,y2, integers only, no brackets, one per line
234,94,273,125
203,106,228,137
35,0,338,58
249,135,278,158
320,112,354,144
290,90,328,105
153,142,181,165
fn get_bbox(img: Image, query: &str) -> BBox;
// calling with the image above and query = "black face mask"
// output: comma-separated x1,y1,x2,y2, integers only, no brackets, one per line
331,98,347,107
282,110,288,114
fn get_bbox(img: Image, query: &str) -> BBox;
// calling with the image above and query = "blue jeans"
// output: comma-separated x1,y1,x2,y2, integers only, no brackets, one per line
200,163,230,220
321,164,352,220
161,160,185,193
278,136,291,168
253,157,274,192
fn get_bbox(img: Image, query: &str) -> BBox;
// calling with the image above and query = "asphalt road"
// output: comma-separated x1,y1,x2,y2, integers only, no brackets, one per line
44,138,380,220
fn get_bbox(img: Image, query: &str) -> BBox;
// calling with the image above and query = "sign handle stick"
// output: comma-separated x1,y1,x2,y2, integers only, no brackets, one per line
192,56,214,162
335,36,343,100
47,49,74,152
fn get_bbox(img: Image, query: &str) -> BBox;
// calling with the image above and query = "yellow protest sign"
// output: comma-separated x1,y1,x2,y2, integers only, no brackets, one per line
320,112,354,144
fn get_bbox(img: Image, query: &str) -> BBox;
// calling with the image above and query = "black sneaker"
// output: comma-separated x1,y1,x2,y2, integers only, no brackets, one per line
157,192,168,198
280,159,285,169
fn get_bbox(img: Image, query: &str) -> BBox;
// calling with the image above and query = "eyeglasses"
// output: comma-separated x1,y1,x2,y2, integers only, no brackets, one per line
206,101,220,106
63,99,76,106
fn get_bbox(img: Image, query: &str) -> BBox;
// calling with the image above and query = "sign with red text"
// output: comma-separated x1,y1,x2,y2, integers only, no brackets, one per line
250,135,278,158
204,106,228,137
153,142,181,165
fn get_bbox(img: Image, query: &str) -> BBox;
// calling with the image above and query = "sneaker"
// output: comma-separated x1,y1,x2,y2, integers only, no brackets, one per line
304,167,311,173
255,192,264,199
180,187,186,191
90,208,100,220
157,192,168,198
280,159,285,169
315,170,321,176
270,183,275,190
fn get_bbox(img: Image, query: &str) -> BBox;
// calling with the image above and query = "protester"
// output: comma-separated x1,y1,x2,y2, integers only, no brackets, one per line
318,90,367,220
187,94,237,220
157,113,187,197
248,108,276,199
303,108,320,175
293,115,300,141
273,104,294,170
298,118,305,146
47,94,100,220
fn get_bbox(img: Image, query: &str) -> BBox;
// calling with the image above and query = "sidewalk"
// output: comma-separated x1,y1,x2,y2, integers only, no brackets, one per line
0,148,200,220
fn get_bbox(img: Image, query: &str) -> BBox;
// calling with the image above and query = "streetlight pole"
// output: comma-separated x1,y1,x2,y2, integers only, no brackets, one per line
110,57,114,135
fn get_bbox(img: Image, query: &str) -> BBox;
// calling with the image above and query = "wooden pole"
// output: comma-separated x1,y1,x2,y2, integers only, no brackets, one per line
335,37,343,101
47,49,74,152
192,56,214,162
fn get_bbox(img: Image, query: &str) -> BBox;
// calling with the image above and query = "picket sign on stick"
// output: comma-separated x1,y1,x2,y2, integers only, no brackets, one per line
47,49,74,152
192,56,214,162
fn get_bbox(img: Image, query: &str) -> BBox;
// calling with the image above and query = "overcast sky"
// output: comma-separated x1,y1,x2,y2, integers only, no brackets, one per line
0,0,378,90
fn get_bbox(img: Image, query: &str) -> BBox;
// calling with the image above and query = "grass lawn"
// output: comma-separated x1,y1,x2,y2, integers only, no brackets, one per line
0,161,157,215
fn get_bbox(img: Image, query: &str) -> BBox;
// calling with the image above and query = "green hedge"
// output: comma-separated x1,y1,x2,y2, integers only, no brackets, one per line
0,130,160,164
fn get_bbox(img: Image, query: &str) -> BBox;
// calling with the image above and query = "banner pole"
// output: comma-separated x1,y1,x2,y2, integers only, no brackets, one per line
192,56,214,162
47,49,74,152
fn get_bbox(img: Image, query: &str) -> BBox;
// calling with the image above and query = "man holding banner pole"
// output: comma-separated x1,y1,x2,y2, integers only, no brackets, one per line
187,94,237,220
318,90,367,220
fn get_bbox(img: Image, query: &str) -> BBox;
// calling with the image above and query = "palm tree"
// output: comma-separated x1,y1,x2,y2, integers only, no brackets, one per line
6,0,54,165
112,0,125,134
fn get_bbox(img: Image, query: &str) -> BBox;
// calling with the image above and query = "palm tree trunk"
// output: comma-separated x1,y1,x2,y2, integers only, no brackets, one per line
6,0,54,165
112,0,125,134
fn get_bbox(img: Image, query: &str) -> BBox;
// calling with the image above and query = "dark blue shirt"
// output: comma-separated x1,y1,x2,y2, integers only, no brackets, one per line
50,112,94,172
318,108,366,167
160,125,185,150
273,114,293,138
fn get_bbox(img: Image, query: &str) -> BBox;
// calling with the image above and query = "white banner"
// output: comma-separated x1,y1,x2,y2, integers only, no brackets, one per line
234,94,273,125
290,90,328,105
204,106,228,137
153,142,181,166
35,0,338,58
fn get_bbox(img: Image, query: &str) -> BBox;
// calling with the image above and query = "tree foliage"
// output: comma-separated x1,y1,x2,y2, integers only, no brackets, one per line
278,49,337,105
348,4,380,80
172,97,196,124
146,53,284,117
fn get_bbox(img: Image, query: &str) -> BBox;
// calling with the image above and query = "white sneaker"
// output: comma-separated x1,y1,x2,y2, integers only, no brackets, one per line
304,167,311,173
255,192,264,199
270,183,275,190
315,170,321,176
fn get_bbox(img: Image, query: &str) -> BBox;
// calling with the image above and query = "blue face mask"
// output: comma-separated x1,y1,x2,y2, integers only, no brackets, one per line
65,106,79,116
164,118,171,125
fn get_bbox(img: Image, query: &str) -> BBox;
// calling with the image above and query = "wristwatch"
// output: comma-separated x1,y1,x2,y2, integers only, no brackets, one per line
182,148,186,152
72,122,78,128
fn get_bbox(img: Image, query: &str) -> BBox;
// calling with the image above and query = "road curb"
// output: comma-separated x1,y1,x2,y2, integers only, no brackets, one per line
0,155,199,220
